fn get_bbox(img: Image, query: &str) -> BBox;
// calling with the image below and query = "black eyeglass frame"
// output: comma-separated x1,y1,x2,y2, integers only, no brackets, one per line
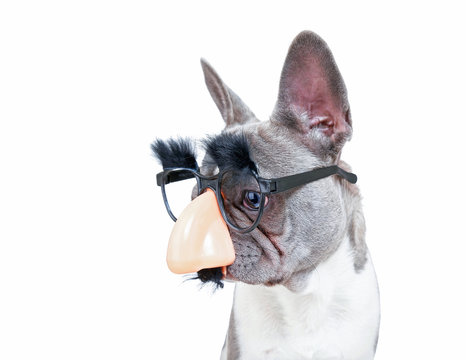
156,165,357,234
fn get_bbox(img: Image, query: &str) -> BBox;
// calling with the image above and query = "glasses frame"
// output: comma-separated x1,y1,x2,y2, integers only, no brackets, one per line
156,165,357,234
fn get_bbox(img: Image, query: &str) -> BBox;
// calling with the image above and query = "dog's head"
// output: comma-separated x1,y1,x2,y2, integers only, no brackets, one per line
154,31,366,291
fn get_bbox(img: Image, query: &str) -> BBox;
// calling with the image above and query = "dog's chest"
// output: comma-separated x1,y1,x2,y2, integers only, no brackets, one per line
230,239,380,360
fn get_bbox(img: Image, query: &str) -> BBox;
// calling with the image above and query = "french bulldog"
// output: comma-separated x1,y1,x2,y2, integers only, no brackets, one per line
154,30,380,360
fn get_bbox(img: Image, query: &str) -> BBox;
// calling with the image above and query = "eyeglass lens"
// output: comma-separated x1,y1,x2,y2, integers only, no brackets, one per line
163,168,263,231
163,170,198,220
218,169,262,230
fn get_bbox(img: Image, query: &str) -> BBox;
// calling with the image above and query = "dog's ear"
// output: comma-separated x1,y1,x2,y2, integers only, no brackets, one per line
201,58,258,128
273,31,352,157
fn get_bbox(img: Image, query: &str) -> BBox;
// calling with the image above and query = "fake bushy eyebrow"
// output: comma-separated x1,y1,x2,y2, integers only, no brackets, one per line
203,132,257,172
151,137,198,169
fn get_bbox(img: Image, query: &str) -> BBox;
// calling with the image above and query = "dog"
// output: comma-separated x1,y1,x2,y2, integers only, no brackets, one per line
153,30,380,359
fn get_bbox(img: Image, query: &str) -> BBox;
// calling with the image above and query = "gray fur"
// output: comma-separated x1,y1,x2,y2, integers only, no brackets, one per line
199,31,372,358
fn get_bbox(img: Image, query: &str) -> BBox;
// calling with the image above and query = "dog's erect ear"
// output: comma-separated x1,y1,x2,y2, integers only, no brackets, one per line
201,58,258,128
273,31,352,157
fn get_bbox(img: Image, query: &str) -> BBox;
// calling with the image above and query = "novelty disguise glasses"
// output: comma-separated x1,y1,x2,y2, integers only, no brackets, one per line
156,165,357,234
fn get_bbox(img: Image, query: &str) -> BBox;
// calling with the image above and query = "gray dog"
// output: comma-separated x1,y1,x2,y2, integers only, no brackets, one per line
154,30,380,359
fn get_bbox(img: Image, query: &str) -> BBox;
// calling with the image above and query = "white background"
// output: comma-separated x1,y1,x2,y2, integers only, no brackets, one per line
1,1,465,359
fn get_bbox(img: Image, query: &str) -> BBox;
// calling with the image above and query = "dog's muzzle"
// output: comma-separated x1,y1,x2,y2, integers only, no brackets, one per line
166,188,235,274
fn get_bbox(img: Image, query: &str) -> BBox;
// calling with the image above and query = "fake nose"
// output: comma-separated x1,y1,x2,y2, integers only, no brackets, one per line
166,189,235,274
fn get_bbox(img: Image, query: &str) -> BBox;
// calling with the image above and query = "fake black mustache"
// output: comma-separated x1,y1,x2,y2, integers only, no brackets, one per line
192,267,224,289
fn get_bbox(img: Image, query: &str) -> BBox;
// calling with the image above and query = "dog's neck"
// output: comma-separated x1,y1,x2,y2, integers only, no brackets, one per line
234,234,358,323
230,235,379,359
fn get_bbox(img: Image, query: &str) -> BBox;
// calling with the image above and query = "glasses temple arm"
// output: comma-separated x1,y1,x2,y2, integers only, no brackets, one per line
335,166,358,184
156,171,197,186
268,165,357,194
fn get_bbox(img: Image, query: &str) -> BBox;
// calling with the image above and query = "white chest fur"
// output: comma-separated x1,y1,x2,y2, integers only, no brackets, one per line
231,237,380,360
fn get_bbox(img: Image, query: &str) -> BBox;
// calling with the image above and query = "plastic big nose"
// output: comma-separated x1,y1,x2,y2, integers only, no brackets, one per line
166,189,235,274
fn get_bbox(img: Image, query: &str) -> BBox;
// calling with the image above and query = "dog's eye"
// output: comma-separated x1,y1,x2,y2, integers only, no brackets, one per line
244,191,261,210
243,191,268,210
